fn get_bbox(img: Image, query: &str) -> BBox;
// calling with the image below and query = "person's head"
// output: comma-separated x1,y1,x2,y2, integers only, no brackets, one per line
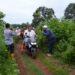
5,23,10,29
28,25,32,31
16,27,19,29
43,25,48,30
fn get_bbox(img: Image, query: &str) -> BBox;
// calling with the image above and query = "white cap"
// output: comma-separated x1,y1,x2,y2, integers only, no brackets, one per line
43,25,48,28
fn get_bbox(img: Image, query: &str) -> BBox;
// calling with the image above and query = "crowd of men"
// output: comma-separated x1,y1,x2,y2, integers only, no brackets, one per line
4,23,56,59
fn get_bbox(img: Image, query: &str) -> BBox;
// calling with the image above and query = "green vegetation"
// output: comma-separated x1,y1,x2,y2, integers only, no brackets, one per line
38,53,69,75
0,11,19,75
33,4,75,66
64,3,75,19
0,2,75,75
32,7,55,27
22,52,69,75
0,25,19,75
36,19,75,64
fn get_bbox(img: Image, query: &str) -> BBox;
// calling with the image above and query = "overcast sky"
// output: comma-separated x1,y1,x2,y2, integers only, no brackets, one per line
0,0,75,24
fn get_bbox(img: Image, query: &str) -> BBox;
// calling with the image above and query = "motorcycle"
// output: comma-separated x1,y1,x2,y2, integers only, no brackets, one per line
24,36,38,58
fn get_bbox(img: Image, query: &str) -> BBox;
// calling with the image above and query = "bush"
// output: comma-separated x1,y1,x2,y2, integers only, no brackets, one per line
0,25,19,75
36,19,75,64
62,45,75,64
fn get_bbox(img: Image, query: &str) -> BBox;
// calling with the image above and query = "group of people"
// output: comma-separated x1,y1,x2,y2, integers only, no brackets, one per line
4,23,56,59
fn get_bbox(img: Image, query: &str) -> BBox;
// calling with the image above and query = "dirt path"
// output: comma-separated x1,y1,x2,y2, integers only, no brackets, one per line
32,59,53,75
15,43,28,75
14,42,53,75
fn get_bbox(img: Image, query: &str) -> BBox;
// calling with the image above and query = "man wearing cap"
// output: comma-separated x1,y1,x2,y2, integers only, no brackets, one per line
43,25,56,56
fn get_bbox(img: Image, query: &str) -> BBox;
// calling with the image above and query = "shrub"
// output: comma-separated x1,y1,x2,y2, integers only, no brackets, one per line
62,45,75,64
36,19,75,64
0,25,19,75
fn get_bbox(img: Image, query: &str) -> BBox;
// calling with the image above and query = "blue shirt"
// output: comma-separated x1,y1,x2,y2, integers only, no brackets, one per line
43,29,55,41
4,29,15,45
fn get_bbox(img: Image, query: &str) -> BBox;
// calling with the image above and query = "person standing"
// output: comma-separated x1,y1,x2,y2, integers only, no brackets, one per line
43,25,56,56
15,27,21,36
4,23,15,59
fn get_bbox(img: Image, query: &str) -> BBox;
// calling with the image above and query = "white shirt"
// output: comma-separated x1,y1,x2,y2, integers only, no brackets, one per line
15,29,21,36
24,29,36,42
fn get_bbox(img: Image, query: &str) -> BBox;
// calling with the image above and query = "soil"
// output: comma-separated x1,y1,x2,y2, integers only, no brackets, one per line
15,43,28,75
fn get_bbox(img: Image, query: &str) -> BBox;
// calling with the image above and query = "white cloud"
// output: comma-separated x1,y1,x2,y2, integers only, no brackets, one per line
0,0,75,24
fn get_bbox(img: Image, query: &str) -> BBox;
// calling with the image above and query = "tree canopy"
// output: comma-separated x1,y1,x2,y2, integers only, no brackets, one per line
0,11,5,26
32,7,56,27
64,3,75,19
0,11,5,19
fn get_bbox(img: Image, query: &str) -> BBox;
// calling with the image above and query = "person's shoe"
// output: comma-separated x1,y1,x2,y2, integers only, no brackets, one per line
47,53,52,57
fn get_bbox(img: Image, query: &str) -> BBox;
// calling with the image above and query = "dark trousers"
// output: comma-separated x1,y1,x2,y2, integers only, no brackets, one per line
6,43,14,53
48,39,56,54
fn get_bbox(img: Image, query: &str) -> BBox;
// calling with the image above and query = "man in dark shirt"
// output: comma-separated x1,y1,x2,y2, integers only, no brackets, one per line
43,25,56,56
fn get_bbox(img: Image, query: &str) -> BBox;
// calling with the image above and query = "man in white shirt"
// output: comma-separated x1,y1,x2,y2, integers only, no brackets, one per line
24,25,36,43
15,27,21,36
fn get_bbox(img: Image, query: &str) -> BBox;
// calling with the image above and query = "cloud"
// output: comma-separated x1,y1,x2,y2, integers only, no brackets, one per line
0,0,75,24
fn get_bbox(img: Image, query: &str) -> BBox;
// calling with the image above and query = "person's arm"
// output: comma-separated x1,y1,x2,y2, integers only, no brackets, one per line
43,30,50,36
11,30,15,36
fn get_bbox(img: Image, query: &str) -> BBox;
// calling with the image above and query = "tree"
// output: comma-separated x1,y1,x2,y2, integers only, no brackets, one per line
0,11,5,19
64,3,75,19
0,11,5,26
32,7,56,27
12,22,30,28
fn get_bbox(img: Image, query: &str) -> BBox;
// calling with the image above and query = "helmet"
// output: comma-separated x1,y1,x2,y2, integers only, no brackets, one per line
43,25,48,28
